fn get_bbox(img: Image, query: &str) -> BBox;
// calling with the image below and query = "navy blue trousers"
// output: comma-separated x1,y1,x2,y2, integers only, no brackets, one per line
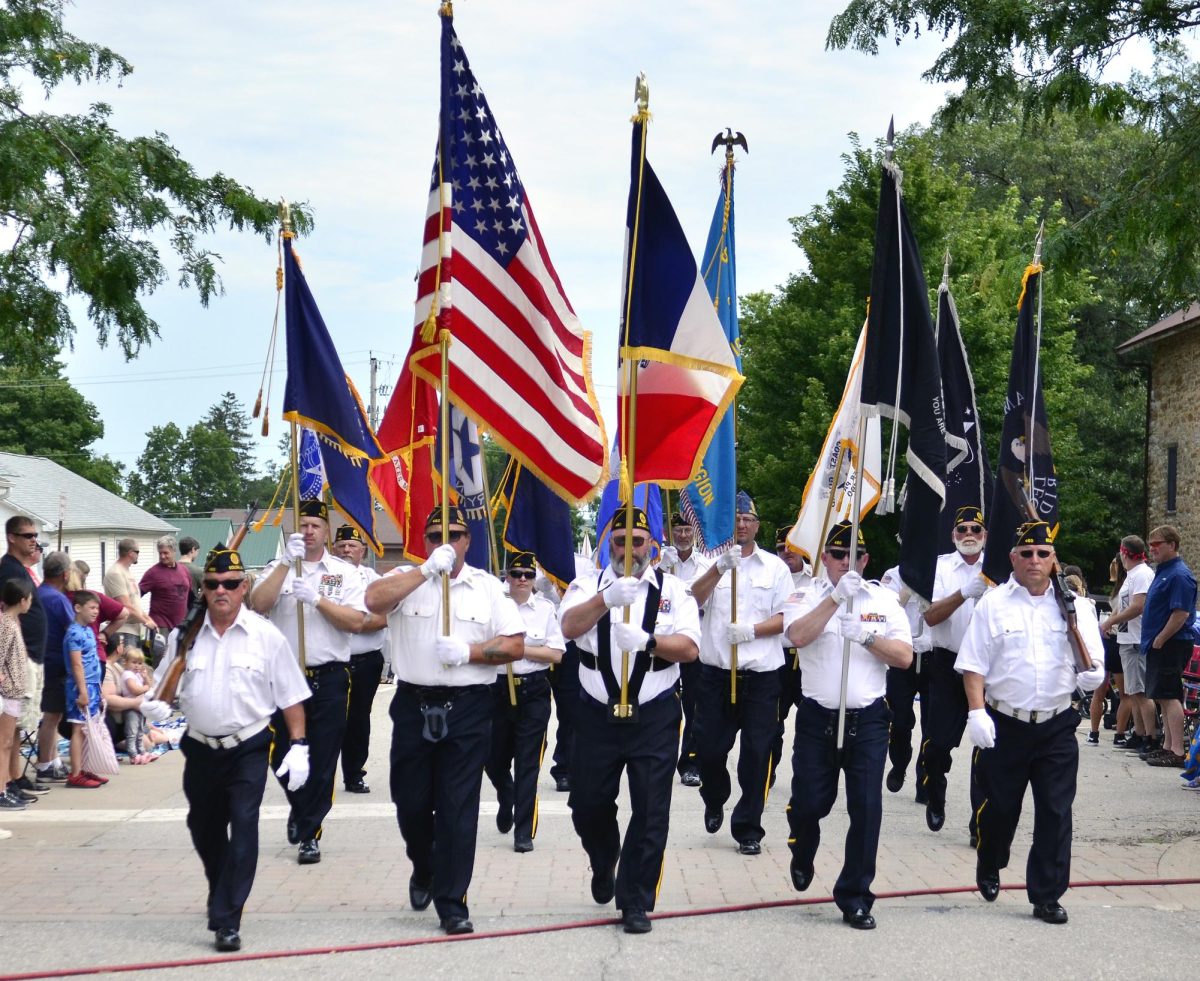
341,649,384,786
485,672,552,840
549,645,580,781
885,654,929,789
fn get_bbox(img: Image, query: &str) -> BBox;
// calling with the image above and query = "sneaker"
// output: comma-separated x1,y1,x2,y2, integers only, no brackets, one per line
7,784,37,803
80,770,109,785
1181,777,1200,791
0,791,27,809
13,775,50,795
1148,752,1187,768
1086,731,1099,746
1113,733,1127,747
65,773,103,789
1124,734,1144,750
35,762,69,781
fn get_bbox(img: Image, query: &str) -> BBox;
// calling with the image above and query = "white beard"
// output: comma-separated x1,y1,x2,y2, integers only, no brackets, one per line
957,539,984,557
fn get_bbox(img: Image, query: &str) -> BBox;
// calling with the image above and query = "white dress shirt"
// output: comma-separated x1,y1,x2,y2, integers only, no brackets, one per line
560,563,700,705
699,545,794,671
783,581,912,709
955,577,1106,711
928,551,989,651
498,592,566,677
261,551,367,667
880,564,932,654
346,562,388,656
167,606,310,737
662,548,713,587
385,564,524,687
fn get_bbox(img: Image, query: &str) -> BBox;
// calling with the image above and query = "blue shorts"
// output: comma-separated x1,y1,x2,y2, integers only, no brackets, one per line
64,681,102,725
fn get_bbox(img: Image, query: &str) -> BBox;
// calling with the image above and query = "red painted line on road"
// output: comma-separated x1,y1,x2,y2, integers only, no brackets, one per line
5,877,1200,980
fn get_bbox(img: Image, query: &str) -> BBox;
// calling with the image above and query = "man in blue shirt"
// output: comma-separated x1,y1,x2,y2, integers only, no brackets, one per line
36,552,77,781
1141,525,1197,767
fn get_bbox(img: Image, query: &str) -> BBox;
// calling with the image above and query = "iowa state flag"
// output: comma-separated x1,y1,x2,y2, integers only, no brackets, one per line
617,117,744,488
983,261,1059,584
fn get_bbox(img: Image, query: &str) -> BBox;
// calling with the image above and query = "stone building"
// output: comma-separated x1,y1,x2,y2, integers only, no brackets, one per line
1117,302,1200,545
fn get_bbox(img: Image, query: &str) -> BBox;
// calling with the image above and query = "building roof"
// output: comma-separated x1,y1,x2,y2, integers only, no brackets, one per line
211,505,405,548
168,517,235,556
206,509,284,569
1117,301,1200,356
0,452,177,534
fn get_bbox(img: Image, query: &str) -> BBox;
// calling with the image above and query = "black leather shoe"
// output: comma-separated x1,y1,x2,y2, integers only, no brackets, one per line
703,804,723,834
885,766,904,793
969,832,978,849
513,836,534,853
914,785,929,805
925,804,945,832
738,839,762,856
344,779,370,794
789,856,814,892
496,790,514,834
554,775,571,792
1032,902,1069,924
621,908,653,934
440,916,474,935
976,862,1000,902
286,812,299,845
590,860,617,905
297,839,321,865
842,909,876,930
680,770,701,787
214,927,241,952
408,875,433,911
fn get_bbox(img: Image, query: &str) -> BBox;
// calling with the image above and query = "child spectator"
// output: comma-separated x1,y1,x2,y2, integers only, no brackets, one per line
119,648,155,764
64,591,106,789
1,578,33,809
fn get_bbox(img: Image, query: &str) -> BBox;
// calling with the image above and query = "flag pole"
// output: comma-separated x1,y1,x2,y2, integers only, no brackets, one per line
439,330,452,636
280,200,307,671
614,73,652,721
1026,223,1045,508
720,140,741,708
836,414,870,753
480,435,517,706
812,441,850,580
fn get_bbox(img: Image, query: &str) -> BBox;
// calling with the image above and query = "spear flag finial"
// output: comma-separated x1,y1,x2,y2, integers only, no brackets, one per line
1033,220,1045,266
885,115,895,164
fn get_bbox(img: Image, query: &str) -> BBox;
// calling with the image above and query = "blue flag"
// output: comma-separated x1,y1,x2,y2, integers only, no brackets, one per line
493,459,576,590
594,443,663,567
282,236,386,553
297,427,325,501
435,405,492,571
680,164,741,553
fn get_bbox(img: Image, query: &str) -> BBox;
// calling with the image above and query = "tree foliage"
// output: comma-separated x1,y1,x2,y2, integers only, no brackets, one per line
0,0,311,361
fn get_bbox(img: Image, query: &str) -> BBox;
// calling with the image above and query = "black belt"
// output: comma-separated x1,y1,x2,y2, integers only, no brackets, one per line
350,649,383,660
800,695,885,720
494,673,549,687
305,661,349,677
578,649,675,673
581,686,676,709
397,681,491,700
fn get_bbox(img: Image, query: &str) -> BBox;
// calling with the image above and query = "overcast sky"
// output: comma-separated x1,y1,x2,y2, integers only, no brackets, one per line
49,1,963,479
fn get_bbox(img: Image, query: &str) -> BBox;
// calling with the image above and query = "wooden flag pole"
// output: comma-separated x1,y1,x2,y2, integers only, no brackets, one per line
479,436,517,707
835,415,870,753
812,441,851,580
439,330,452,637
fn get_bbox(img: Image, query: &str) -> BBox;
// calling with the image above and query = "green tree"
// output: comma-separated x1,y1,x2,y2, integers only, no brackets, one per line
126,423,187,512
127,421,242,513
0,359,123,491
203,392,257,485
0,0,311,361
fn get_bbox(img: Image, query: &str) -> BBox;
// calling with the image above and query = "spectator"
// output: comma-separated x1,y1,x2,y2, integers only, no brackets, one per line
1142,525,1197,768
1100,537,1156,750
103,539,155,643
63,591,105,788
118,647,155,764
140,536,193,634
0,516,48,794
177,537,204,608
100,637,171,755
69,560,127,666
34,552,76,783
1,578,33,809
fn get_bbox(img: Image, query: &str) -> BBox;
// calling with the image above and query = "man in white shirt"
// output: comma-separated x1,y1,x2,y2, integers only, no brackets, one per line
249,500,371,866
920,505,991,837
169,548,311,953
687,492,792,854
957,521,1105,925
366,505,524,936
783,521,912,930
485,551,565,853
1099,535,1156,749
331,525,389,794
658,510,712,787
560,504,700,935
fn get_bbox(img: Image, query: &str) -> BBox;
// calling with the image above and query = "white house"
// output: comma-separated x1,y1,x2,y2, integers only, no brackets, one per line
0,452,177,579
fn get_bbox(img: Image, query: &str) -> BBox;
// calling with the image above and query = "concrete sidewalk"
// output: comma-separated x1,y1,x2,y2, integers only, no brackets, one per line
2,693,1196,979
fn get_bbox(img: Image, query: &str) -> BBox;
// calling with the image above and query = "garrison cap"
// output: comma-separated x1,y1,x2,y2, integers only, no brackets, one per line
735,490,757,516
610,505,650,536
825,520,866,550
424,505,468,530
204,549,245,574
1014,521,1054,547
334,525,364,544
507,551,537,573
954,505,984,526
775,525,793,549
298,499,329,522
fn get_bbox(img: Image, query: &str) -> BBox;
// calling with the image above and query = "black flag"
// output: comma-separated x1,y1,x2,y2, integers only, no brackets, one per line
983,262,1059,584
859,161,947,603
936,278,993,552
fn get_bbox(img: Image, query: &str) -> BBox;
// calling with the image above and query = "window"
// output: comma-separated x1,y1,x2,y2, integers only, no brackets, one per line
1166,444,1178,515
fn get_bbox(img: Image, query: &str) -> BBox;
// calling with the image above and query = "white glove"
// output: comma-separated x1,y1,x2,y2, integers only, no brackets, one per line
284,533,306,561
603,576,640,609
276,743,310,791
966,708,996,749
832,570,863,604
726,622,756,646
659,545,680,569
716,550,741,574
960,573,988,600
435,634,471,667
291,578,319,607
613,621,650,652
836,610,869,646
139,698,171,723
420,544,457,580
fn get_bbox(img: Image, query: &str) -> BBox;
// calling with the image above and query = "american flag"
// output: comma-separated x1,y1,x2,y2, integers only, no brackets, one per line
409,13,606,504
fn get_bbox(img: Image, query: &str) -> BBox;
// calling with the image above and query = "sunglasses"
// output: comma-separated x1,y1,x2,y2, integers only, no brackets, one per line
202,578,246,591
955,524,983,535
610,536,648,548
826,548,851,561
1147,540,1166,548
12,532,38,540
1015,548,1053,560
424,530,466,544
507,570,536,581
